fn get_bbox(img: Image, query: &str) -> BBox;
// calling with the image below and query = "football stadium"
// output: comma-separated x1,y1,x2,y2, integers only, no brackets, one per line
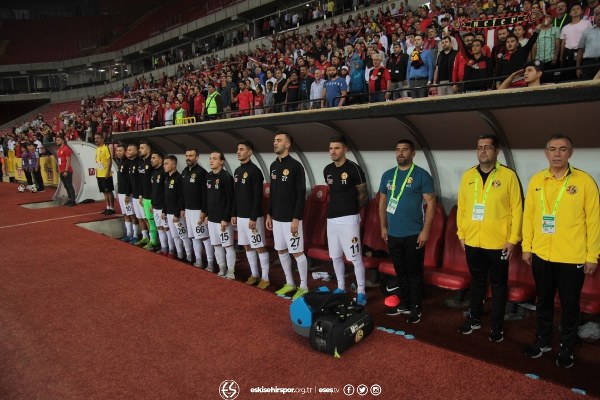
0,0,599,399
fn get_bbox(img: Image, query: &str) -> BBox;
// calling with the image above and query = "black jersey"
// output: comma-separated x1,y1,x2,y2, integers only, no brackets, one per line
164,171,183,217
150,166,166,210
139,156,152,199
116,157,130,195
127,156,142,197
233,160,264,220
324,159,366,218
181,163,207,211
269,155,306,222
206,168,234,223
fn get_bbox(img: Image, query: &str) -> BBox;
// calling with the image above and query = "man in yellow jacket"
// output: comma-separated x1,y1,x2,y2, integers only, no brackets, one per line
522,134,600,368
457,134,523,343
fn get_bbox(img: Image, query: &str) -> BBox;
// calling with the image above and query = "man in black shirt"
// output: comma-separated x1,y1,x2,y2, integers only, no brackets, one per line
182,149,215,270
298,66,314,110
266,131,309,300
126,144,147,245
149,151,175,257
200,152,236,279
139,140,158,251
387,43,409,99
324,136,369,306
232,141,270,289
433,36,458,95
115,144,137,242
162,155,192,262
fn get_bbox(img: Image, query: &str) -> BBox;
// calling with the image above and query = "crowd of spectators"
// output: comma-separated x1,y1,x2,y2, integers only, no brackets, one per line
2,0,599,140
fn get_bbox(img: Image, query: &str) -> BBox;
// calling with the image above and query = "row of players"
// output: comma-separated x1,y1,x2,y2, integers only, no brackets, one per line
67,130,598,368
111,133,369,306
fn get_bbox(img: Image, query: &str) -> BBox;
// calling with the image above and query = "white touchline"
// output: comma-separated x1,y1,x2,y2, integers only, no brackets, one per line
0,212,105,229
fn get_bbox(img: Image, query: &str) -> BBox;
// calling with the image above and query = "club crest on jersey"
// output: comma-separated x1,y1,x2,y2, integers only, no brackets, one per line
243,172,248,179
292,231,299,237
341,172,348,184
492,180,501,188
407,176,413,185
283,169,290,176
190,173,196,183
566,185,578,195
169,179,174,189
351,237,358,244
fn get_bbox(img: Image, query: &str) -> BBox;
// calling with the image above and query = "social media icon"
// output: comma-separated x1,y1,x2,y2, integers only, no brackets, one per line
343,384,355,396
370,384,382,396
357,384,368,396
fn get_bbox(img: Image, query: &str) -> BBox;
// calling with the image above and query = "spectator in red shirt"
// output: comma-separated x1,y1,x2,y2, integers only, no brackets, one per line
193,87,206,121
232,81,254,116
56,134,77,206
368,53,392,102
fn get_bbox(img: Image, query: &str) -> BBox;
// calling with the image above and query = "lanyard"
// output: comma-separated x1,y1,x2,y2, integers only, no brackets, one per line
541,170,571,216
391,163,415,201
473,162,499,205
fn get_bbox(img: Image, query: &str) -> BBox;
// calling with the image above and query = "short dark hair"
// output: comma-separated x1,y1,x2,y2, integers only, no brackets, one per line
116,144,126,150
275,131,293,146
463,32,475,39
414,33,424,40
479,134,500,148
396,139,415,151
210,151,225,161
441,35,452,42
237,140,255,151
546,134,573,147
139,139,151,148
185,148,199,156
166,155,178,163
329,135,348,147
151,151,164,159
127,143,138,150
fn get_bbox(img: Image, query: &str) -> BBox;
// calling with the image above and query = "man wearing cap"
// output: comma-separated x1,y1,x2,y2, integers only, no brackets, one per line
522,134,600,368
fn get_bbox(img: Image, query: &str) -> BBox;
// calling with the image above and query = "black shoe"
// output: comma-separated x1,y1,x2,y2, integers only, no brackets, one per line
385,304,411,316
65,200,75,207
556,345,574,368
105,209,116,215
101,209,109,214
526,337,552,358
458,317,481,335
489,326,504,343
407,307,421,324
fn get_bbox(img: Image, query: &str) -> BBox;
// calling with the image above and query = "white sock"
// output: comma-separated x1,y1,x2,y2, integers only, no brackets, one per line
125,221,132,237
142,230,149,239
192,239,203,265
353,258,366,294
173,236,183,258
225,246,236,270
279,252,294,286
214,245,225,267
295,254,308,290
203,239,215,267
246,250,259,277
258,251,270,281
158,229,168,252
166,230,175,252
133,223,139,237
332,257,346,291
182,237,193,262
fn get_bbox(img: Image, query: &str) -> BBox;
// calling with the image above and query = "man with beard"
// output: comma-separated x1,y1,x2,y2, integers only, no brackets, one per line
322,66,347,107
138,140,158,250
150,151,176,258
126,144,148,245
162,155,193,262
115,144,137,242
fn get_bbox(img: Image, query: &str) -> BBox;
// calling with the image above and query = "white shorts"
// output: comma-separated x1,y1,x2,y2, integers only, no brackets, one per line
118,193,134,216
273,220,304,253
208,221,234,246
327,220,362,262
185,209,209,239
167,214,188,240
153,209,169,228
236,217,266,249
132,198,145,219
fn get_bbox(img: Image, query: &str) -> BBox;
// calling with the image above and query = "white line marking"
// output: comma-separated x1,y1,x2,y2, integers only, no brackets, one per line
0,212,106,229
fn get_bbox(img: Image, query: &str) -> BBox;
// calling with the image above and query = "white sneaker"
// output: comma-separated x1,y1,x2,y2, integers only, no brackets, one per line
193,261,203,268
225,271,235,280
205,264,214,272
218,266,226,276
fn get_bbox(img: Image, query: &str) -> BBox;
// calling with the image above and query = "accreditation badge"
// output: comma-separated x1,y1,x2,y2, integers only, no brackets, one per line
542,215,555,234
386,198,399,214
472,203,485,221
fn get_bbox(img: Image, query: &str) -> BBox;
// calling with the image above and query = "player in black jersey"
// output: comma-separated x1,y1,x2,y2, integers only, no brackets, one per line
125,144,147,244
139,141,158,251
149,151,176,257
200,152,236,279
266,131,309,300
162,155,193,262
323,135,369,305
232,141,270,289
182,149,215,270
115,144,137,242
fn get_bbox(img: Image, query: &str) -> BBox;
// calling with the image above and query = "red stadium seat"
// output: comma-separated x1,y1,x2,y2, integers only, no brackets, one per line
506,245,536,303
362,193,390,270
580,267,600,314
424,206,471,290
303,185,329,252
